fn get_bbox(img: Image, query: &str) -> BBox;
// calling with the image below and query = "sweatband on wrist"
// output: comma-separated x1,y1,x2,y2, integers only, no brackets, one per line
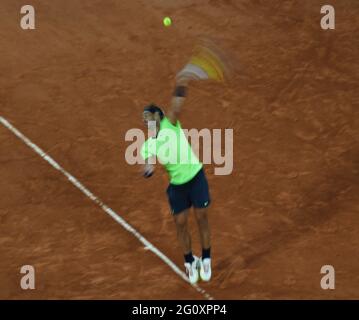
173,85,187,97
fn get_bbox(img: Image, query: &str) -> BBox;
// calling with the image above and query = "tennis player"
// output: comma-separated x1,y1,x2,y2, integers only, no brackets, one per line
140,79,212,284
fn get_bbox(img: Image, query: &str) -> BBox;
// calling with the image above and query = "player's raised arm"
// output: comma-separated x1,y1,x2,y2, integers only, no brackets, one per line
167,78,189,126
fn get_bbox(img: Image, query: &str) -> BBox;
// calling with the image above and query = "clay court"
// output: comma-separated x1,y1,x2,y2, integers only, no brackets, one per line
1,0,359,299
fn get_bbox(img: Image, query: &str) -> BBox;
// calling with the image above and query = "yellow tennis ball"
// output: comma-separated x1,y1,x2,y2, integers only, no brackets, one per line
163,17,172,27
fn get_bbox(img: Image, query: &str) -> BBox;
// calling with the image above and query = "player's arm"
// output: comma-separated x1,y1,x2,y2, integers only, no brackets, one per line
141,139,156,178
167,78,190,126
143,156,155,178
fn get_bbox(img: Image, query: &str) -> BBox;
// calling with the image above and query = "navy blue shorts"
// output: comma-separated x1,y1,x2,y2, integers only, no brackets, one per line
166,168,211,215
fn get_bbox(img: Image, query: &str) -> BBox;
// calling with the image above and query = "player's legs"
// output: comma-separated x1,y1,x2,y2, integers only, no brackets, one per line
194,207,212,281
167,182,192,255
190,169,212,281
194,207,211,251
173,209,191,255
167,182,200,283
190,169,211,253
173,210,200,283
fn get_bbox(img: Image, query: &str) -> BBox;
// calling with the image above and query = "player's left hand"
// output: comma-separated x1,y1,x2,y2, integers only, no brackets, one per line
143,163,154,178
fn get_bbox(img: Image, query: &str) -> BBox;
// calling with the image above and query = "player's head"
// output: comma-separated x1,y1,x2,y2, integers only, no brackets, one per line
143,104,164,127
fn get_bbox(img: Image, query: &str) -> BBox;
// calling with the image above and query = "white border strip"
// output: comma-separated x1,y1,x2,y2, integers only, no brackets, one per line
0,116,214,300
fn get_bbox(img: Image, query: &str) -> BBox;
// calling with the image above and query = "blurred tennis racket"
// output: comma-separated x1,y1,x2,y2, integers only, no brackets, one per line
176,38,232,83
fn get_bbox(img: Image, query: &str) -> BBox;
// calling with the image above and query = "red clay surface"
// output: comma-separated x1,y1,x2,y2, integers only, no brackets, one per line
1,0,359,299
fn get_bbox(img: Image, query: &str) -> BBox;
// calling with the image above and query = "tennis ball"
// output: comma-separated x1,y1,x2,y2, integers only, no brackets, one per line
163,17,172,27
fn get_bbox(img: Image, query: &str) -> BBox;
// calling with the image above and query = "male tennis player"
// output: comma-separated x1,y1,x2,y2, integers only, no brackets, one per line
140,79,212,284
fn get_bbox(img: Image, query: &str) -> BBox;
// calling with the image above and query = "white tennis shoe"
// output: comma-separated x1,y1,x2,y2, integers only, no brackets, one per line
184,256,200,284
199,257,212,282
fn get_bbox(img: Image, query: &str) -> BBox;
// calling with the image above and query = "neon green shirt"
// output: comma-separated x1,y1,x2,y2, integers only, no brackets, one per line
141,117,202,185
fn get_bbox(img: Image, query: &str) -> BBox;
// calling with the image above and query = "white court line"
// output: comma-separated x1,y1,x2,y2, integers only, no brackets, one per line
0,116,213,300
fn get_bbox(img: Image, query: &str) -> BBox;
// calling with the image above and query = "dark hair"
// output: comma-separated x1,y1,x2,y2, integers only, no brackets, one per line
143,104,164,120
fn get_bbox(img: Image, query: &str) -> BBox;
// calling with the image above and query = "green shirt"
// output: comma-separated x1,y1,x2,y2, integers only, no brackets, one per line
141,117,202,185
